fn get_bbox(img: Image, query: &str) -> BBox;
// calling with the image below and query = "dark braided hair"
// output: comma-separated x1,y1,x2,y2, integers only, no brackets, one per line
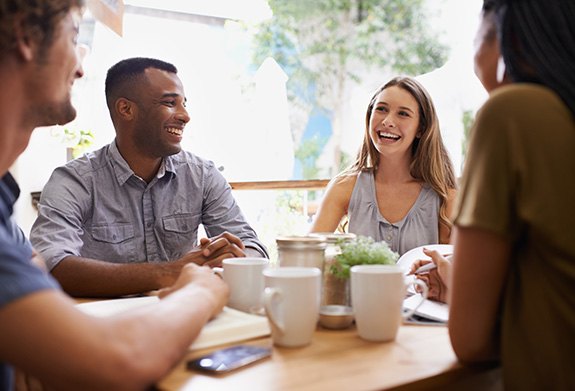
495,0,575,116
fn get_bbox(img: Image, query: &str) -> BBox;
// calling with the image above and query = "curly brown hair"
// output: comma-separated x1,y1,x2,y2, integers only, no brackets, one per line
0,0,84,59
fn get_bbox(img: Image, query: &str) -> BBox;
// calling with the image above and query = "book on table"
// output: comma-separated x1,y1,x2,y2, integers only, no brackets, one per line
76,296,271,350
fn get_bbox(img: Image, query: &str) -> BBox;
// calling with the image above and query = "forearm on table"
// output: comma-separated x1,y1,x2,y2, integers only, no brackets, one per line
51,256,181,298
2,287,218,390
102,285,217,382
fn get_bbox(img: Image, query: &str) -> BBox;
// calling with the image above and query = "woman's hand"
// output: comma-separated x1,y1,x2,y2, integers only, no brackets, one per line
409,248,452,303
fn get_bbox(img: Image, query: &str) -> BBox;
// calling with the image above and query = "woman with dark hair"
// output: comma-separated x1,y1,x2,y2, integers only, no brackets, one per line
310,76,456,255
412,0,575,388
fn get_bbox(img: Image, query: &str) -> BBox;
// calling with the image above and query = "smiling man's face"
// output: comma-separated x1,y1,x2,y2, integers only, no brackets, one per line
130,67,191,159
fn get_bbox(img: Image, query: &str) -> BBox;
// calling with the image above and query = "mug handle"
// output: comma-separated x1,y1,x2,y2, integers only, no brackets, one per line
263,287,285,335
402,279,429,320
212,267,223,278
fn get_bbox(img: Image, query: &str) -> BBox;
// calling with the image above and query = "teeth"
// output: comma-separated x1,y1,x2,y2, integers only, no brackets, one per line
378,131,400,139
166,127,183,136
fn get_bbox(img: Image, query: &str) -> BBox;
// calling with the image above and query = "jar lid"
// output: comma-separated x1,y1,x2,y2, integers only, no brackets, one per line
308,232,356,244
276,235,327,250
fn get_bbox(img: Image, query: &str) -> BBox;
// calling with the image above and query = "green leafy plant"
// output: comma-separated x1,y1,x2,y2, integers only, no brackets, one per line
51,127,95,159
64,128,95,159
330,235,398,279
251,0,448,172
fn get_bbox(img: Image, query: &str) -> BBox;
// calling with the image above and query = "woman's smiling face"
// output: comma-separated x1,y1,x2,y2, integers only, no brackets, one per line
368,85,420,158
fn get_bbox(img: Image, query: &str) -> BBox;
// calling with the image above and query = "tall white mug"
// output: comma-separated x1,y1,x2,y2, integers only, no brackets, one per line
213,258,269,314
263,267,321,347
351,265,428,342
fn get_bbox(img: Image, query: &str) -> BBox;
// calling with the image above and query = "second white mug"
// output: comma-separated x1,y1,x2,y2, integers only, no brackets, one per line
263,267,321,348
351,264,428,342
213,257,269,314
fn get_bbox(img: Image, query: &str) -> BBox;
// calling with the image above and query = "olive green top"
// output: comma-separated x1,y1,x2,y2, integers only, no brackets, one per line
454,83,575,390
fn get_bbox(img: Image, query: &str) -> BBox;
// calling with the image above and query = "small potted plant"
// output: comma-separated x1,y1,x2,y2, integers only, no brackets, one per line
331,235,399,278
323,235,399,307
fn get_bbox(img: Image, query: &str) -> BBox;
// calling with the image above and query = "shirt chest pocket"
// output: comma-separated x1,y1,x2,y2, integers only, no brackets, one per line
88,223,137,262
162,213,197,233
91,223,135,244
162,213,199,258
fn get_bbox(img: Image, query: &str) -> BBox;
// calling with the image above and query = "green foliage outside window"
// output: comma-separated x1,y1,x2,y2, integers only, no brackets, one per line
295,135,328,180
251,0,449,172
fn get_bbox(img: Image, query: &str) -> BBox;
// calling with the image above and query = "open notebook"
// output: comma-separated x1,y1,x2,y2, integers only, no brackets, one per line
403,293,448,324
397,244,452,325
76,296,270,350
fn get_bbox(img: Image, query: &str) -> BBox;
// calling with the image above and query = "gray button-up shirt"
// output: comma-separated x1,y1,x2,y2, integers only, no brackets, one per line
30,141,268,270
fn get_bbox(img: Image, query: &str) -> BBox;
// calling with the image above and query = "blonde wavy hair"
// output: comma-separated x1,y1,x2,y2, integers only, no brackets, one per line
348,76,457,230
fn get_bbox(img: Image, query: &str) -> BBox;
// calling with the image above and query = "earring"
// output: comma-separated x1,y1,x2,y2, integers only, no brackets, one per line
496,56,506,83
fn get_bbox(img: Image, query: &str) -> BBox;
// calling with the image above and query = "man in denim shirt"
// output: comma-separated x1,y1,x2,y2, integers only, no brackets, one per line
31,57,268,298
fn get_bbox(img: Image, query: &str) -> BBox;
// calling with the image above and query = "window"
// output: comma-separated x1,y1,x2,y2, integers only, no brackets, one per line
15,0,486,256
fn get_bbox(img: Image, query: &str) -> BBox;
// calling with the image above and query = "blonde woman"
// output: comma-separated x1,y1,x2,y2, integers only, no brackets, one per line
311,76,457,255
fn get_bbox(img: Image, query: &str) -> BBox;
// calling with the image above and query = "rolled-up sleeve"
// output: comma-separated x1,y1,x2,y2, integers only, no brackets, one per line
30,167,89,270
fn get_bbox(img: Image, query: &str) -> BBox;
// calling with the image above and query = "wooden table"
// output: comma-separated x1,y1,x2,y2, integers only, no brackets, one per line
157,324,501,391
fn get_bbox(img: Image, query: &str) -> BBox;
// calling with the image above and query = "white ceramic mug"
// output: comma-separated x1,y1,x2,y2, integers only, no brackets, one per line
351,264,428,342
213,258,269,314
263,267,321,347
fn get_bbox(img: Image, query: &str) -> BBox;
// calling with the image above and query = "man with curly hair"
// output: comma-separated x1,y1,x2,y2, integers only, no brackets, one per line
0,1,228,389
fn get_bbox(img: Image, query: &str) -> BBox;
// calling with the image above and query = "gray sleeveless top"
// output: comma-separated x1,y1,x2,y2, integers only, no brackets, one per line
348,170,440,256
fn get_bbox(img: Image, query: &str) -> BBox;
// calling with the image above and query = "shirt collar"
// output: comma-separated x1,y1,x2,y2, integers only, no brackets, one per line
163,154,178,176
108,141,178,185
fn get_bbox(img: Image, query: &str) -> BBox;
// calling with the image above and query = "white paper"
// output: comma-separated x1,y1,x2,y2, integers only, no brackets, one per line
403,294,449,323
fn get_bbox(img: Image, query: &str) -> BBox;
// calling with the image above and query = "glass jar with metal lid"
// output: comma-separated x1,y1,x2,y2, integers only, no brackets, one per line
275,235,327,270
309,232,356,309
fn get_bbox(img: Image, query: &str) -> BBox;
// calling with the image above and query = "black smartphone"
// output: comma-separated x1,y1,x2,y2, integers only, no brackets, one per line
186,345,272,374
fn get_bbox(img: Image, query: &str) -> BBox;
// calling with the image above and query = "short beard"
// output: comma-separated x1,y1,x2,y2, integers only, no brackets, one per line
31,100,78,127
29,46,78,127
134,135,181,159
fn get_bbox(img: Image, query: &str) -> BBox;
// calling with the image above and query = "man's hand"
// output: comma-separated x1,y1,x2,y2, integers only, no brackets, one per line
156,232,246,288
158,263,229,318
197,232,246,267
178,232,246,268
409,248,452,303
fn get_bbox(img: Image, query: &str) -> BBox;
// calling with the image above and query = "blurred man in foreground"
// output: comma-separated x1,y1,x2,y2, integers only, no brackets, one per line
0,2,228,389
